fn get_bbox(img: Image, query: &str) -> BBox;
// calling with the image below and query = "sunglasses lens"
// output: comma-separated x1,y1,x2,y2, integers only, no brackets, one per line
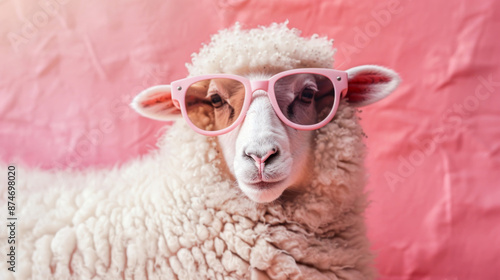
274,73,335,125
185,78,245,131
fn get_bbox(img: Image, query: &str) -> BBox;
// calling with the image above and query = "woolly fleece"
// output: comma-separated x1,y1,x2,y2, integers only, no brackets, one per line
1,23,374,279
187,22,335,76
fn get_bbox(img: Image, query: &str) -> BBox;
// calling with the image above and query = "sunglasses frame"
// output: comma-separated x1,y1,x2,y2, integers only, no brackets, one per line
170,68,348,136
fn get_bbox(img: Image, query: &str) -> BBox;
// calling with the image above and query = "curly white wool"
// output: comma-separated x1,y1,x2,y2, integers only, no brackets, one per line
187,22,336,76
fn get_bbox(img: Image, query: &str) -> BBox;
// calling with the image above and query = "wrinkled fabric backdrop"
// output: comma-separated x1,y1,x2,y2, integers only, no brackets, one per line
1,0,499,279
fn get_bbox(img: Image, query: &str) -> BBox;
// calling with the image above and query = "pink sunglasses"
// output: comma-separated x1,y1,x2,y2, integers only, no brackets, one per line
169,68,348,136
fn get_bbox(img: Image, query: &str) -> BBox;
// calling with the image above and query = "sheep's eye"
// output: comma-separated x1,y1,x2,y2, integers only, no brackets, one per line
210,94,224,108
300,87,316,103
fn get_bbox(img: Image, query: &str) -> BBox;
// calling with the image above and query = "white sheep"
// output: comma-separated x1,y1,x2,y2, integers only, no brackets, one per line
0,22,400,280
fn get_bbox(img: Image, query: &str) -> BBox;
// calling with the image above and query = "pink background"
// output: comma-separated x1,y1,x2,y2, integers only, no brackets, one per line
1,0,499,279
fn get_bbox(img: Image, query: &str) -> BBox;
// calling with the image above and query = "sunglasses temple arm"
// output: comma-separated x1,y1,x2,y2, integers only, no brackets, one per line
341,88,348,98
172,99,181,109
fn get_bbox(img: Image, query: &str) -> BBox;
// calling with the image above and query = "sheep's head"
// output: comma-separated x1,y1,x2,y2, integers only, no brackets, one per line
131,23,400,203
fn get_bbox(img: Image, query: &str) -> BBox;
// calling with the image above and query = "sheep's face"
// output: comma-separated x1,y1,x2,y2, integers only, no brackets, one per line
131,24,401,203
216,73,317,203
132,65,400,203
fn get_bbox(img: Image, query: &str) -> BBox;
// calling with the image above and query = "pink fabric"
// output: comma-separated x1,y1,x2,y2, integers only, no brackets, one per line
1,0,499,279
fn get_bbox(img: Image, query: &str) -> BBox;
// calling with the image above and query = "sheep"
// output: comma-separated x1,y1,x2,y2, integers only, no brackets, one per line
0,22,400,280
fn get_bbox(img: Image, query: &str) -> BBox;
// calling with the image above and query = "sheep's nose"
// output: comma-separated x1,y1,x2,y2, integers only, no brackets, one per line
245,147,278,170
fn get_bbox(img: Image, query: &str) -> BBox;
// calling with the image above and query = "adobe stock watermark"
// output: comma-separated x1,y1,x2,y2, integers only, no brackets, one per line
337,0,403,65
53,64,169,169
384,74,499,191
6,0,72,53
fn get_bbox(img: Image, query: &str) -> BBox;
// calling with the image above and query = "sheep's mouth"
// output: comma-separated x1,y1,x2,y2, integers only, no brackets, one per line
240,179,289,203
246,180,286,190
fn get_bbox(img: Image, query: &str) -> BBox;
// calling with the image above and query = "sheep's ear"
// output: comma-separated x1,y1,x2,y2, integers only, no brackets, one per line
130,85,182,121
345,65,401,107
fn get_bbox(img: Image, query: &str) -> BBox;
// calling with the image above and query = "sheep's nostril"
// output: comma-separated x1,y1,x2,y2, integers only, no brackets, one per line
266,148,278,162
